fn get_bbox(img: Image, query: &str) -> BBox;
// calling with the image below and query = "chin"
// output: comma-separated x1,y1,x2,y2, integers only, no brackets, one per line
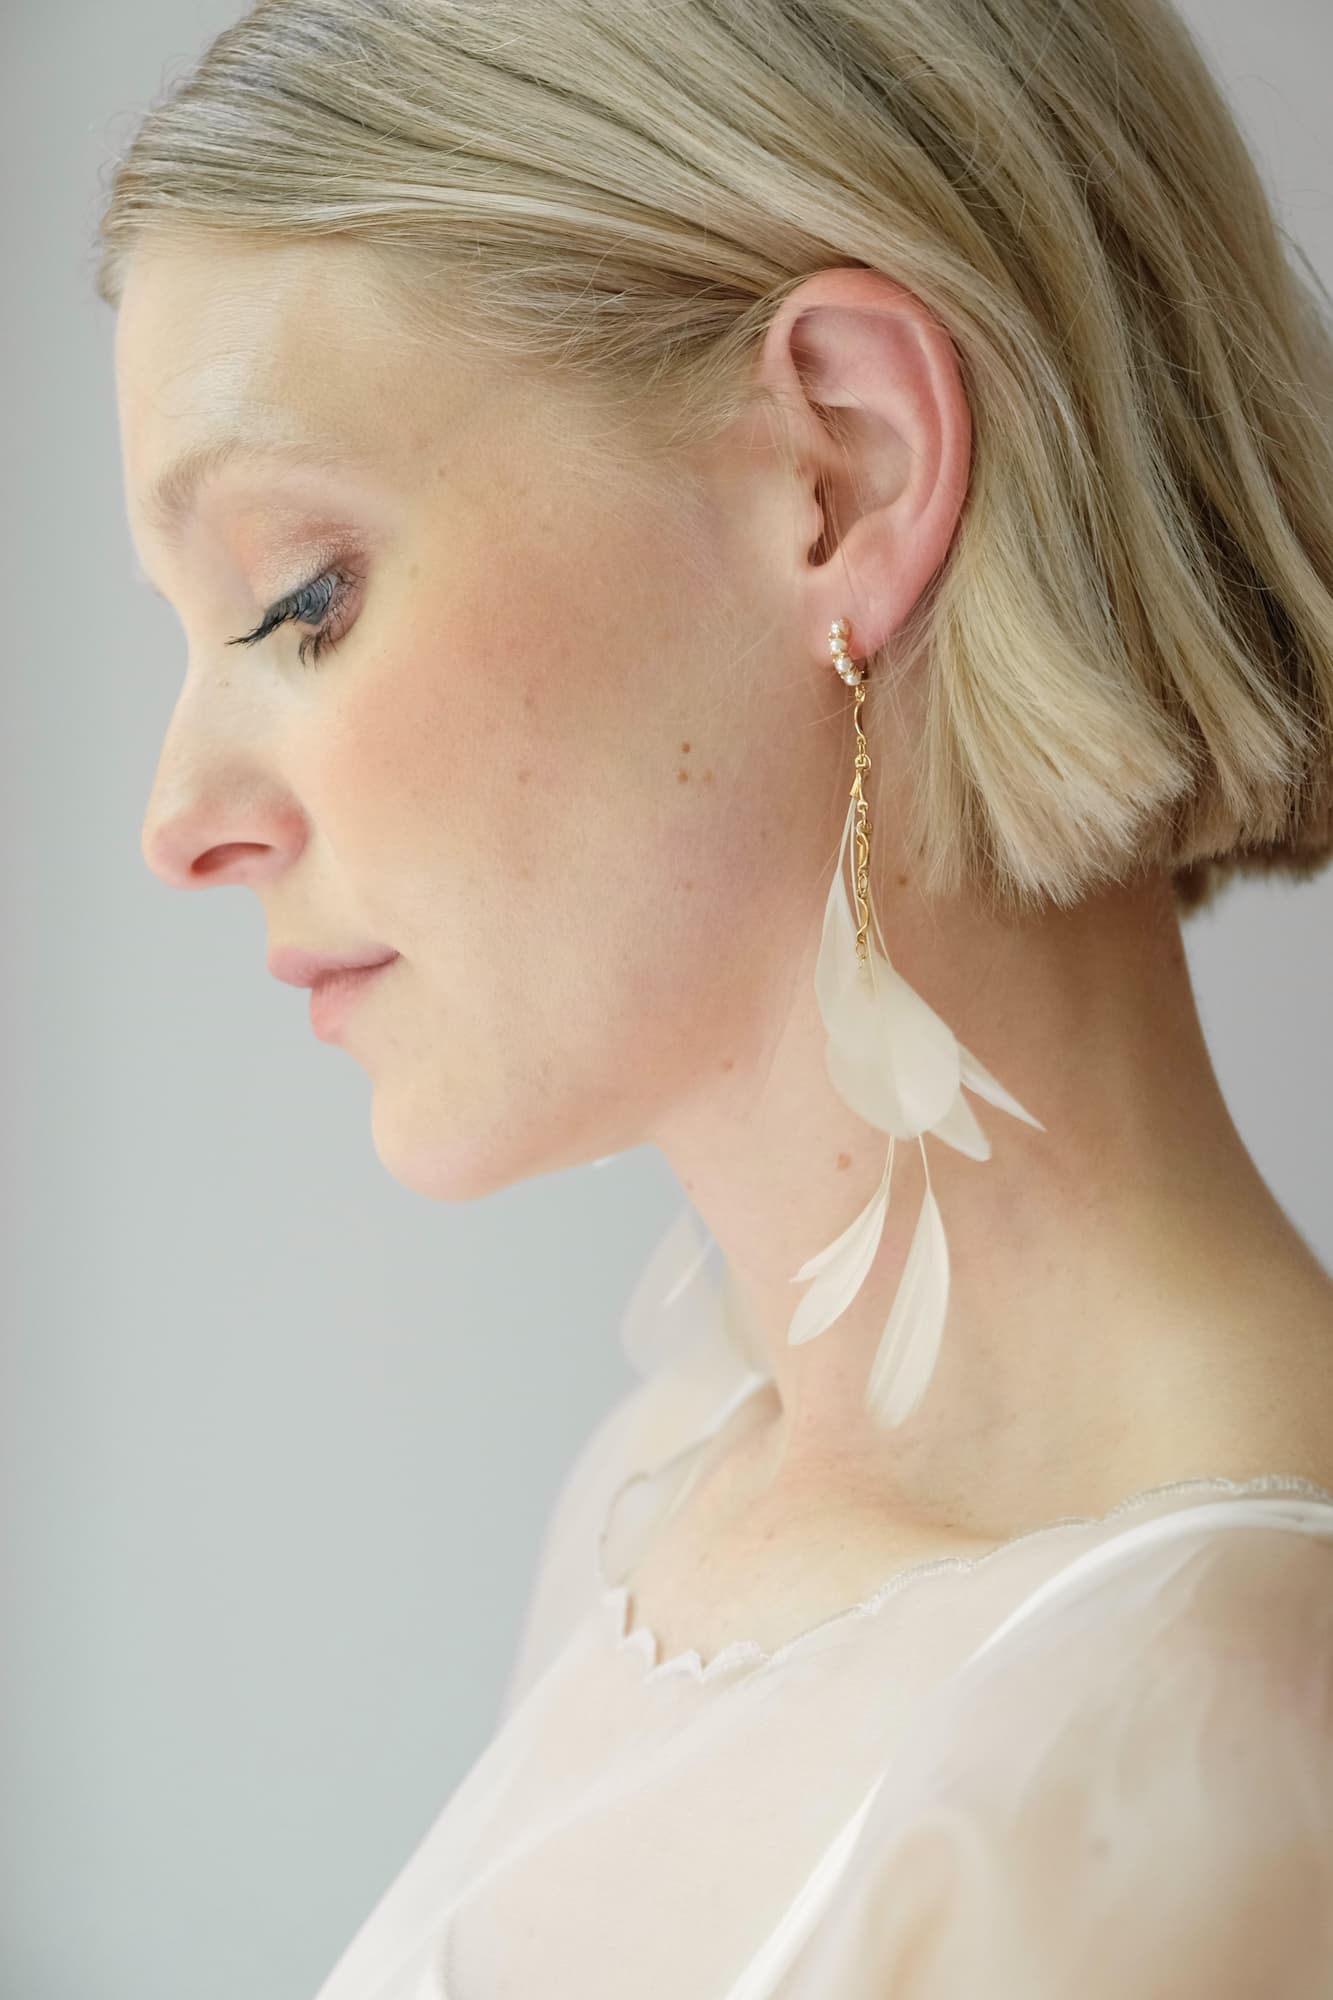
366,1094,601,1205
369,1124,518,1205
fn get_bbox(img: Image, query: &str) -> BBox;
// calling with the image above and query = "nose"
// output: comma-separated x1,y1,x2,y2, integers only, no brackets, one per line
138,663,308,890
144,826,270,887
140,785,306,891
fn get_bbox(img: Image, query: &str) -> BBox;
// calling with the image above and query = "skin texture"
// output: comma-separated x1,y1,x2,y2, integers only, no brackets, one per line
118,236,1333,1638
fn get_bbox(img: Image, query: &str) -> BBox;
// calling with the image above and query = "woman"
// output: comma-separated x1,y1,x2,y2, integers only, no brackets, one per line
98,0,1333,1993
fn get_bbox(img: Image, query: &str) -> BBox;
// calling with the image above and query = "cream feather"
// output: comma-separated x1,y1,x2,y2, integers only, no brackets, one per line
788,1143,894,1346
789,791,1045,1427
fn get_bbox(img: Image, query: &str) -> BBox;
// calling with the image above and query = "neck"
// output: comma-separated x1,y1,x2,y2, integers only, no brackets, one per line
651,866,1333,1534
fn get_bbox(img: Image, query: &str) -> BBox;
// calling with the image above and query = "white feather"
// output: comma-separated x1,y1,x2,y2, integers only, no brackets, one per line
957,1042,1046,1131
824,953,961,1136
788,775,1045,1421
926,1086,992,1162
786,1144,895,1346
864,1177,951,1429
812,791,864,1029
817,796,961,1137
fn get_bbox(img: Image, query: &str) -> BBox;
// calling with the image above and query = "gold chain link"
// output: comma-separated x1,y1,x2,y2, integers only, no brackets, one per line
850,680,872,965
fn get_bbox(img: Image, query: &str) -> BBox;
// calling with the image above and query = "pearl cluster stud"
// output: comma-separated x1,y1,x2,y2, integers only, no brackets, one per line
829,616,865,684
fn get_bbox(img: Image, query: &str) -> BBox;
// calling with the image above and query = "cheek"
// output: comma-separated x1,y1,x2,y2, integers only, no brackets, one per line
303,525,807,1072
305,571,653,984
312,637,464,870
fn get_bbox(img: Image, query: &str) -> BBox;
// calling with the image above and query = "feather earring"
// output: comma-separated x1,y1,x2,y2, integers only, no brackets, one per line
788,617,1046,1429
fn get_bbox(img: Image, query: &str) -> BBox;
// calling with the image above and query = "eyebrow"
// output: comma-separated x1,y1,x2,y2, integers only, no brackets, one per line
142,434,366,550
132,432,378,597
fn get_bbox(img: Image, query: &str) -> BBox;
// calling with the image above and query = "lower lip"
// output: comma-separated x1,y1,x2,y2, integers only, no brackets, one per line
309,957,398,1040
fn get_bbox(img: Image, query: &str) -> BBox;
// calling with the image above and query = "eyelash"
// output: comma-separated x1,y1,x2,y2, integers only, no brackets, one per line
226,563,358,669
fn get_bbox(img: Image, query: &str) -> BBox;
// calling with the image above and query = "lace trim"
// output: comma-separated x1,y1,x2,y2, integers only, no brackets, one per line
596,1470,1333,1688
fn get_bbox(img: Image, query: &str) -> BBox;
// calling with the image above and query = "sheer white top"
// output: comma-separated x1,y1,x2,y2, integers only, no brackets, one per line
313,1253,1333,1999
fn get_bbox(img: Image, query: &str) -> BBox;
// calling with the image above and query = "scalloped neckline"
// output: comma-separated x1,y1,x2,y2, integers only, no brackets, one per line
593,1380,1333,1687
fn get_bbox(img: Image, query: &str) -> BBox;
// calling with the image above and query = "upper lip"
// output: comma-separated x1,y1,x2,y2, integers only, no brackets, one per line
268,945,399,988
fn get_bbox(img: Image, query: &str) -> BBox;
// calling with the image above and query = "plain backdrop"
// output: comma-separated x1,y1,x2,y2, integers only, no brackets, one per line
4,2,1331,1995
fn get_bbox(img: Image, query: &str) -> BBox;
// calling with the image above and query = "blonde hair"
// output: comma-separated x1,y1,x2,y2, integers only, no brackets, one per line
94,0,1333,922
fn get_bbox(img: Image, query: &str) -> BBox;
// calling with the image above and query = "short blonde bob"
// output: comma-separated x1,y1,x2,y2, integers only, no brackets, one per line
94,0,1333,922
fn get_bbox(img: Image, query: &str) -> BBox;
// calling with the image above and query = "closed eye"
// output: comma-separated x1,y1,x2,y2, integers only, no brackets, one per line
226,563,358,669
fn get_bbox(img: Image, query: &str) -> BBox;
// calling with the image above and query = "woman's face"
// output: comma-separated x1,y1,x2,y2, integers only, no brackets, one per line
117,235,843,1199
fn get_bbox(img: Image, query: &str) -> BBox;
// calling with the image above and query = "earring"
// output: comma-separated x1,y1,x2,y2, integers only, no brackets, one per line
787,616,1046,1429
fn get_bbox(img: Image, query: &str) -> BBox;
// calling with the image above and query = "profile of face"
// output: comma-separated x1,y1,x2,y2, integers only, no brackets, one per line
117,236,913,1203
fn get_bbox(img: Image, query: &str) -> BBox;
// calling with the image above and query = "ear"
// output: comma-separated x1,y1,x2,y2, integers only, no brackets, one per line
755,267,972,665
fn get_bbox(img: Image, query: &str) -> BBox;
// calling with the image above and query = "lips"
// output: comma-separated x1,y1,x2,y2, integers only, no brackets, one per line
308,955,398,1040
268,945,400,988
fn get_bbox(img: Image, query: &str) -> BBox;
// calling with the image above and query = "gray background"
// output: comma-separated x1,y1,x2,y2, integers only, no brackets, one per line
5,2,1331,1996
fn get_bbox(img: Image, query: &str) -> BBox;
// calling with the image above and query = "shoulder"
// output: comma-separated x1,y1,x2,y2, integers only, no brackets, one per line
777,1517,1333,1999
992,1504,1333,1746
927,1508,1333,1867
1082,1504,1333,1733
853,1507,1333,1874
987,1493,1333,1670
1161,1509,1333,1675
